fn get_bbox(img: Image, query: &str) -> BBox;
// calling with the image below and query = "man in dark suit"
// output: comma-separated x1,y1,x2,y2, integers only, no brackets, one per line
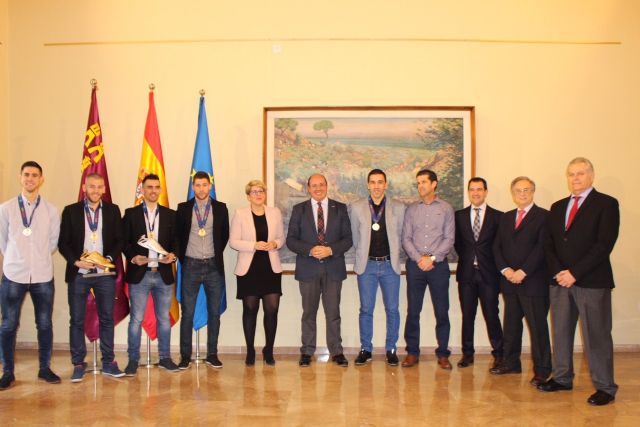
122,174,179,376
176,171,229,369
59,173,124,381
492,176,551,386
538,158,619,406
454,177,503,369
286,174,352,367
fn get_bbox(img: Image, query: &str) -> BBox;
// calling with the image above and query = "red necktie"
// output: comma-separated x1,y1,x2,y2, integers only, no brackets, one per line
565,196,581,230
515,209,525,229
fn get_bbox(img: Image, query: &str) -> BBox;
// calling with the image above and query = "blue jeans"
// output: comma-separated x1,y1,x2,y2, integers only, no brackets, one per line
404,260,451,358
180,257,223,357
357,259,400,352
68,274,116,365
1,275,55,373
127,272,172,361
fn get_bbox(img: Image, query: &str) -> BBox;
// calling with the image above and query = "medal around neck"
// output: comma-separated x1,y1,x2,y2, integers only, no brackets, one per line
23,227,32,236
198,228,206,237
80,251,116,277
138,234,169,262
371,223,380,231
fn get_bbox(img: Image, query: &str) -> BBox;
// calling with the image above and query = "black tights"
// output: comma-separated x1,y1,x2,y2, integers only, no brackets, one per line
242,293,280,356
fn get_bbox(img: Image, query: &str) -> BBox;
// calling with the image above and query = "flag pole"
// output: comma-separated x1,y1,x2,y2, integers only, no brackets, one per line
90,78,97,89
141,335,155,368
85,340,101,374
195,330,204,364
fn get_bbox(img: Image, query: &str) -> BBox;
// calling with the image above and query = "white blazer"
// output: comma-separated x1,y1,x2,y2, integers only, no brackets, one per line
229,205,284,276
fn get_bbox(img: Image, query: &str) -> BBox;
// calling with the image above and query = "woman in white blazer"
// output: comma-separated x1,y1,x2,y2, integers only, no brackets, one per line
229,179,284,366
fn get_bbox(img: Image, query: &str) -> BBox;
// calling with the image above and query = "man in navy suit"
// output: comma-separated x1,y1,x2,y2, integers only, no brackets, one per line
454,177,503,369
286,174,352,367
58,173,125,381
492,176,551,386
538,158,620,406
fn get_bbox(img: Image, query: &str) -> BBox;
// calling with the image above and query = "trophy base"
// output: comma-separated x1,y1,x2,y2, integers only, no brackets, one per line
82,271,116,278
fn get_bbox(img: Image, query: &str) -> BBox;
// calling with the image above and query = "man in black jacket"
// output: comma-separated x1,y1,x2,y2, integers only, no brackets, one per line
176,171,229,369
122,174,179,376
59,173,124,381
454,177,503,369
538,158,620,406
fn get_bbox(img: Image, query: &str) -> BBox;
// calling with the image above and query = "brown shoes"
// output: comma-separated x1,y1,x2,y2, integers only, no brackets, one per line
437,357,452,370
401,354,419,367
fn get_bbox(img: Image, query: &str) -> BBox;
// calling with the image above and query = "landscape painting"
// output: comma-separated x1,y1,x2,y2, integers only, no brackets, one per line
263,106,475,271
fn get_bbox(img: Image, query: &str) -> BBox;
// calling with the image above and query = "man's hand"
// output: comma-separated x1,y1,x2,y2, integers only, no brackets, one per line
310,245,332,260
556,270,576,288
75,260,95,270
159,253,176,264
255,241,277,251
511,269,526,284
131,255,149,266
417,255,434,272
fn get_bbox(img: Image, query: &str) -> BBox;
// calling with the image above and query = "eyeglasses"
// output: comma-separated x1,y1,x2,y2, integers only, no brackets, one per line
249,190,265,195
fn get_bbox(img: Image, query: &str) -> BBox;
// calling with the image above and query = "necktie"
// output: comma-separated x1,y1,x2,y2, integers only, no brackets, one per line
472,208,481,241
565,196,581,230
317,202,325,243
515,209,525,229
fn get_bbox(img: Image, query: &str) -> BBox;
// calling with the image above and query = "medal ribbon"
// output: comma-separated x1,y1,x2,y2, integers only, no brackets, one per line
18,194,41,229
368,196,386,227
84,199,101,233
142,202,159,236
194,200,212,230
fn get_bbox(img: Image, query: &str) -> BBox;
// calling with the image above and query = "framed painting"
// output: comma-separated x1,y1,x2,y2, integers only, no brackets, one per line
263,106,475,272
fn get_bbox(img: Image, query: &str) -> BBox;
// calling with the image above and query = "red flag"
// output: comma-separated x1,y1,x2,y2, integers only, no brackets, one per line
130,89,180,340
79,84,130,341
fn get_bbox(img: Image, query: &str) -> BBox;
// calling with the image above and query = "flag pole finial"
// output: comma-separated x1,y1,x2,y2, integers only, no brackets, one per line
199,89,205,96
90,79,98,89
149,83,155,91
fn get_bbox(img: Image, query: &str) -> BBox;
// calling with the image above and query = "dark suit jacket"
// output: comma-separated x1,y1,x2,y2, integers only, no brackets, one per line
286,198,352,281
454,205,502,285
545,189,619,289
122,204,177,285
493,204,549,297
176,197,229,275
58,201,123,283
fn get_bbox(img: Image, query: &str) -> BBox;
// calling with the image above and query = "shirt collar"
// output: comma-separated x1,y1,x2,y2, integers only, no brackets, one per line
570,187,593,200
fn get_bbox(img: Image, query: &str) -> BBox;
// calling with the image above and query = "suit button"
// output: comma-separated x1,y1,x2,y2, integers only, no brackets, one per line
563,237,567,242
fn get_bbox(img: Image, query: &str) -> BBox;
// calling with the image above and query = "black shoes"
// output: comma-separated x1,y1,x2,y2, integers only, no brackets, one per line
38,367,61,384
158,358,180,372
178,358,191,370
205,354,223,369
262,348,276,366
587,390,615,406
124,360,139,377
386,350,399,366
245,348,256,366
299,354,312,367
0,372,15,390
537,379,573,392
457,355,474,368
332,354,349,367
354,350,372,366
489,365,522,375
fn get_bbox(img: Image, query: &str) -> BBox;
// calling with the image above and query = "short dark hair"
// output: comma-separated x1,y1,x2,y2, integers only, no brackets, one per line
416,168,437,182
192,171,211,183
85,172,104,182
468,177,487,190
367,169,387,182
21,161,43,174
142,174,160,184
307,174,327,187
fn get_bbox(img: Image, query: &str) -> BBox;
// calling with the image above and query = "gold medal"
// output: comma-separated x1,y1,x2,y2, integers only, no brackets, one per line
90,232,98,241
371,223,380,231
198,228,206,237
148,232,155,239
23,227,32,236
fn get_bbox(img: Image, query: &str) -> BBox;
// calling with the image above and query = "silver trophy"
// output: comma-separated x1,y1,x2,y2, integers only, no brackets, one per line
137,235,169,262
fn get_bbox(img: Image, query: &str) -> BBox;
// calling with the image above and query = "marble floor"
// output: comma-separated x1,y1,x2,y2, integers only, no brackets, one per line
0,350,638,426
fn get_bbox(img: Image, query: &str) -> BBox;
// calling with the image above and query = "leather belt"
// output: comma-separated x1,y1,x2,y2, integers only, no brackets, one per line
368,256,390,261
147,267,159,272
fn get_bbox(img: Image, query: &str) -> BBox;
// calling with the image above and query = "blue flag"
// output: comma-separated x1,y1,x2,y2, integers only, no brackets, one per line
176,95,227,331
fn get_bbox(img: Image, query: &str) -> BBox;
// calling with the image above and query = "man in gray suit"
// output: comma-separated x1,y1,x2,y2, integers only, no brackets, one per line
349,169,405,366
286,174,353,367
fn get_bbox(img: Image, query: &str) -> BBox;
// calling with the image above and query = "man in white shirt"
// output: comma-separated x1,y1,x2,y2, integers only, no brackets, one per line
0,161,61,390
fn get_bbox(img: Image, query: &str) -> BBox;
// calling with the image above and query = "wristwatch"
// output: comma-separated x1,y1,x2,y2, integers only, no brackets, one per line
426,253,436,262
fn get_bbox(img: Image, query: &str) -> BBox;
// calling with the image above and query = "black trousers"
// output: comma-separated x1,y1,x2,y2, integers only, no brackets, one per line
502,293,551,377
458,268,503,357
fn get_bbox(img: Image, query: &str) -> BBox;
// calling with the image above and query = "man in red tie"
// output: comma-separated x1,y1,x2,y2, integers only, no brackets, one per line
491,177,551,386
538,158,620,406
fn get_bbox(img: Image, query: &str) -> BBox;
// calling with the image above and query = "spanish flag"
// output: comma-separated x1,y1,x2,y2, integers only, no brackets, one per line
133,88,180,339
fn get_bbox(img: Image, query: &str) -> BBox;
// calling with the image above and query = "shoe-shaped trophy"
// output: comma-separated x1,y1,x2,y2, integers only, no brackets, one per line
80,251,117,277
137,234,169,262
